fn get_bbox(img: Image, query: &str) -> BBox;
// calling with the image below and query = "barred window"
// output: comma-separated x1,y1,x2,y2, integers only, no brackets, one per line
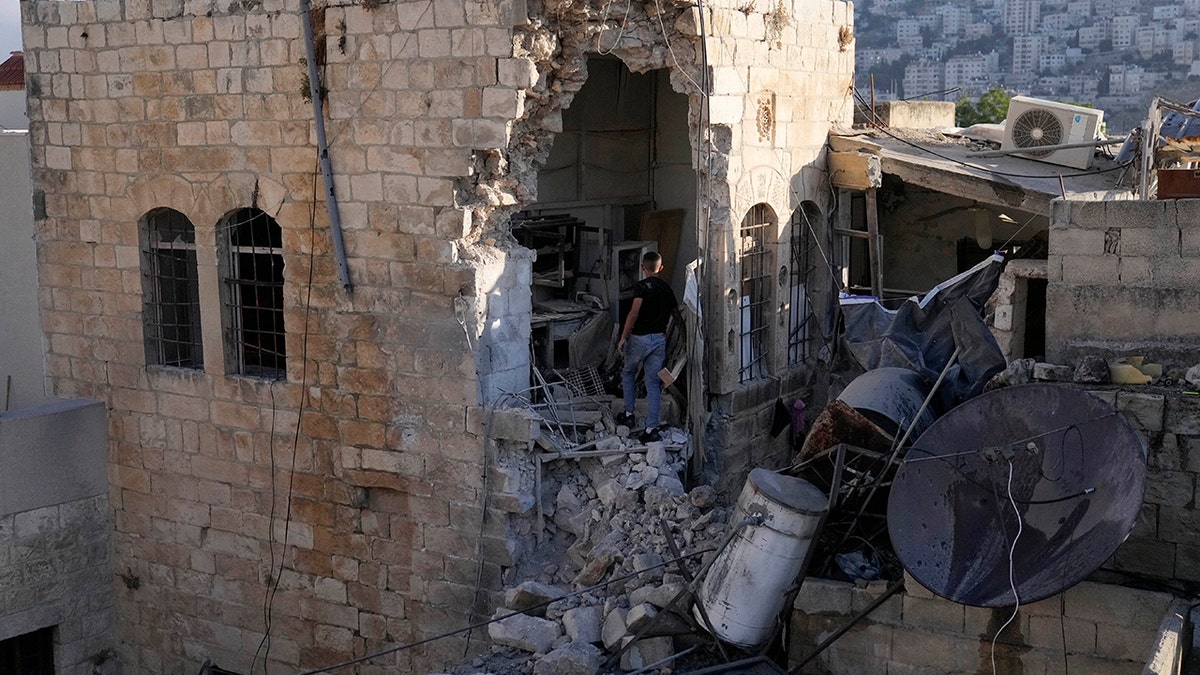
220,208,286,379
141,208,204,369
739,203,775,382
787,203,819,367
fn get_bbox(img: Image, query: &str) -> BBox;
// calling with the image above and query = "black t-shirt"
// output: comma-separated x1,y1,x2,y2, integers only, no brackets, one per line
631,276,678,335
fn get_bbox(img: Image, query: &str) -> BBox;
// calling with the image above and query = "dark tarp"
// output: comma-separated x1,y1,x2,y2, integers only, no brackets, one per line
840,253,1007,412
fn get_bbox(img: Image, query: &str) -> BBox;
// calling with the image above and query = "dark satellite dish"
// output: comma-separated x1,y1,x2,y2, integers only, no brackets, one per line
888,384,1146,607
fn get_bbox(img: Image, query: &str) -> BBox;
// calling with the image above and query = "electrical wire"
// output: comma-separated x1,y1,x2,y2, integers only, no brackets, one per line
850,87,1135,180
652,0,703,94
990,459,1024,674
250,165,320,675
293,548,715,674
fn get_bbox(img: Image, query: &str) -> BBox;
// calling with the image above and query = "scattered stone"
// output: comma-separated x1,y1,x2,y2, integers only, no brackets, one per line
505,581,567,616
1033,362,1073,382
573,548,617,587
630,553,665,584
531,641,603,675
992,358,1035,387
1074,355,1111,384
646,582,689,610
562,605,603,644
625,603,658,634
488,610,562,653
619,636,675,671
645,442,668,468
1186,364,1200,388
689,485,716,509
602,607,629,650
655,473,686,497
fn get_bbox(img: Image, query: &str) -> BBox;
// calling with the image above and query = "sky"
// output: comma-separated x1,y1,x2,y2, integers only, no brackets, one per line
0,0,19,55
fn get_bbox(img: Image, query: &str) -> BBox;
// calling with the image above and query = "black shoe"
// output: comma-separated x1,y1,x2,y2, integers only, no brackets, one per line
638,427,661,443
615,412,635,427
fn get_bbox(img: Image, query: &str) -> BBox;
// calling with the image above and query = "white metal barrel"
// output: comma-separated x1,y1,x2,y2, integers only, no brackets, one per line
694,468,828,648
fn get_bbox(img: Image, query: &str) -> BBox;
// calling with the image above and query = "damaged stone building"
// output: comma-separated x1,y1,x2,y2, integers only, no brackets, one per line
15,0,855,671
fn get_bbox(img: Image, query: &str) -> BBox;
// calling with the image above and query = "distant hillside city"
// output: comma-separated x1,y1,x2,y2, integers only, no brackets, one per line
854,0,1200,131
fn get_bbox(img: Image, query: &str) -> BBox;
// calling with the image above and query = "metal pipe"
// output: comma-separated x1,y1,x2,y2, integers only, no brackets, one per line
300,0,352,293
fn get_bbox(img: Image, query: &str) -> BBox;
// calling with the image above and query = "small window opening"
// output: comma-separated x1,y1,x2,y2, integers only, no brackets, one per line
221,207,286,379
739,203,774,382
142,208,204,368
0,626,55,675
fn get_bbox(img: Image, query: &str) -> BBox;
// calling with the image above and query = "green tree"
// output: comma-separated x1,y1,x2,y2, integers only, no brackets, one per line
956,88,1012,126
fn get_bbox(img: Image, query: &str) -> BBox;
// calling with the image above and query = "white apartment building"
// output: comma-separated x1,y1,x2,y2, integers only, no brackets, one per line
903,60,946,100
1113,14,1140,50
1004,0,1043,36
1079,22,1111,51
1013,35,1050,74
898,18,924,49
945,52,1001,95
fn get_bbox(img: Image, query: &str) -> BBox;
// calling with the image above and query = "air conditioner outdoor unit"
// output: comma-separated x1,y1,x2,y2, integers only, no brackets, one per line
1002,96,1105,170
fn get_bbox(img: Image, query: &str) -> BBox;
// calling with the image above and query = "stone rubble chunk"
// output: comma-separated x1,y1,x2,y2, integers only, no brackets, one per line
562,605,604,644
689,485,716,509
601,607,629,651
1033,362,1073,382
630,552,664,582
1185,364,1200,388
655,473,686,497
595,435,622,452
619,636,675,671
1074,355,1111,384
532,641,603,675
488,610,562,653
505,580,567,616
625,602,658,634
646,582,689,609
595,479,621,508
645,442,668,468
573,548,617,587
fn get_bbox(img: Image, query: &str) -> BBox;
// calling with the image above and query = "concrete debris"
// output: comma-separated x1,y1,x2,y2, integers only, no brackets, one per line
505,581,567,617
1074,355,1111,384
488,610,562,653
530,641,603,675
992,358,1035,387
464,420,730,673
1187,364,1200,388
1033,362,1073,382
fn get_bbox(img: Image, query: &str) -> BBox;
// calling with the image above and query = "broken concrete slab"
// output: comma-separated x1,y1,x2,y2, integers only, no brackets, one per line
488,610,562,653
562,605,603,644
505,581,566,616
1033,363,1073,382
531,641,603,675
619,636,675,671
1074,355,1111,384
602,607,628,651
573,548,616,587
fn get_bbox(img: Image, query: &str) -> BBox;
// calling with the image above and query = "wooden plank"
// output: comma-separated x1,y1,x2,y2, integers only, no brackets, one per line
829,151,882,191
865,187,883,298
637,209,686,275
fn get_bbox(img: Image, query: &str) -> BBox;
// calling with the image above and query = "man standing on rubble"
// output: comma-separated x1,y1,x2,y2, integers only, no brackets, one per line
617,251,682,443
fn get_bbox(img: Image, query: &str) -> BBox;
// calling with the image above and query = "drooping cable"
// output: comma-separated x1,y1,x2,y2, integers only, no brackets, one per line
990,459,1024,674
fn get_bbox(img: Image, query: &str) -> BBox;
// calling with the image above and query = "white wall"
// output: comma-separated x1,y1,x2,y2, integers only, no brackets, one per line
0,131,45,409
0,90,27,130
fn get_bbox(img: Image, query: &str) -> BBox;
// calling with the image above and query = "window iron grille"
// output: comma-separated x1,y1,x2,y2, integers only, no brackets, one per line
788,205,818,367
143,208,204,369
221,207,286,379
739,203,774,383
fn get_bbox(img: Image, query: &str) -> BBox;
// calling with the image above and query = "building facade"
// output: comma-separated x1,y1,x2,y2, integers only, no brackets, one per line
19,0,854,672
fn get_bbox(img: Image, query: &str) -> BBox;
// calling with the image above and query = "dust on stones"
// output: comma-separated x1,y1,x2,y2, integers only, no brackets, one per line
445,418,730,675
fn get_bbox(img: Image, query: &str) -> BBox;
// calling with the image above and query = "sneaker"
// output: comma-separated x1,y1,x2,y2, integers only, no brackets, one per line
615,411,635,428
638,427,661,443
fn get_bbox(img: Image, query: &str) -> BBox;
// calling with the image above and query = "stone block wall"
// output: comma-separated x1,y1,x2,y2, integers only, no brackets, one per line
790,576,1175,674
21,0,854,673
0,494,115,675
1047,199,1200,364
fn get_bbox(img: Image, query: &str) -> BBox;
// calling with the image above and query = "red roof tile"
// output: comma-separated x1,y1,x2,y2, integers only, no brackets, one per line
0,52,24,91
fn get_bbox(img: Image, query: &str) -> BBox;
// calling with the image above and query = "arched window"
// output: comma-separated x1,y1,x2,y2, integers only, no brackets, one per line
219,208,286,379
141,208,203,368
739,203,776,382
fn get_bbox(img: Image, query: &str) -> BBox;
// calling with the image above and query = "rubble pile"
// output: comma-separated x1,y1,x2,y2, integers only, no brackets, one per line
451,424,732,675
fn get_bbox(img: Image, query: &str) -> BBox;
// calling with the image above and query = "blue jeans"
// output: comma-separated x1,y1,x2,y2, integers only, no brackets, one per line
623,333,667,428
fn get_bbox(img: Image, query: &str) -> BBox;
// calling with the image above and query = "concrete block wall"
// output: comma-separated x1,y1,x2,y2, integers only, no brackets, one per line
790,576,1175,674
1047,199,1200,364
0,494,115,675
21,0,855,673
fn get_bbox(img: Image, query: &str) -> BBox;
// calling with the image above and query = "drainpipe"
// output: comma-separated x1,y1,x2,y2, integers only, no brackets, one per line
300,0,353,294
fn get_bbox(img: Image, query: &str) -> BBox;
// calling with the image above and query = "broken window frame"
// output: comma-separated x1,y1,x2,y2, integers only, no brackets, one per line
141,207,204,369
739,203,775,383
218,207,287,380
